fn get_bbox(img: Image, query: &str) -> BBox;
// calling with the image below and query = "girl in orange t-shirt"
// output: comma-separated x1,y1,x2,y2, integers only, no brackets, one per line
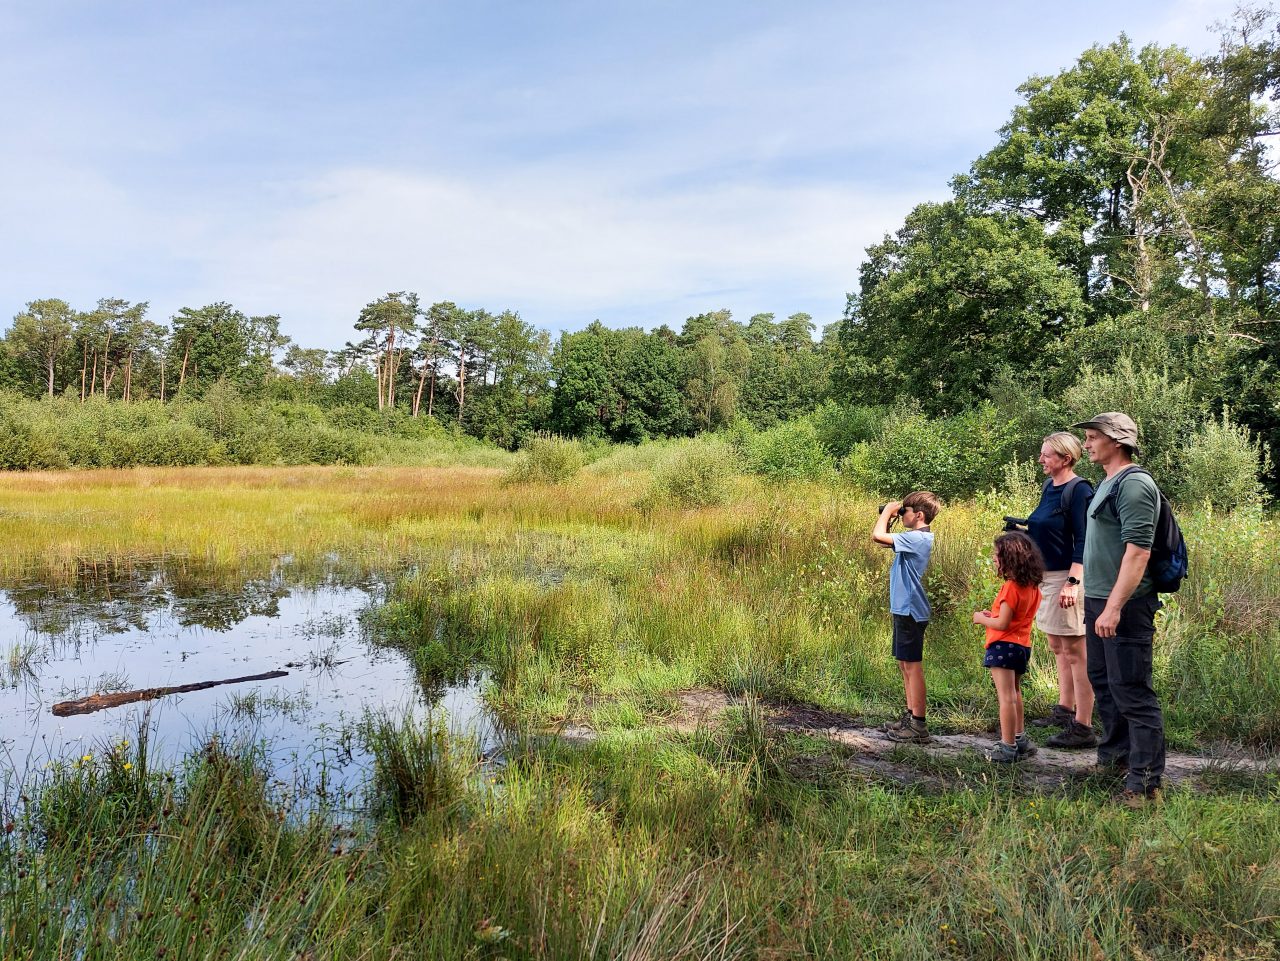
972,531,1045,763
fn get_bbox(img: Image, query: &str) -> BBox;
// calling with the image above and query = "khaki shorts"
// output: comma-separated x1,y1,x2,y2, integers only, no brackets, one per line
1036,570,1085,636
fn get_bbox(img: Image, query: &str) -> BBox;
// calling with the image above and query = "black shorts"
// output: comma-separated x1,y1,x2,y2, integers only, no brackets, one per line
891,613,927,662
984,641,1032,675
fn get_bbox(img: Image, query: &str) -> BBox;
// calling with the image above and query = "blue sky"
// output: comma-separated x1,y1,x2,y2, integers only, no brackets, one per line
0,0,1240,349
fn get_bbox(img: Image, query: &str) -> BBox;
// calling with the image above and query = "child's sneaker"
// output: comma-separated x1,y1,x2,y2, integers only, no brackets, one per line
881,709,912,735
885,715,931,744
1015,733,1037,758
986,741,1019,764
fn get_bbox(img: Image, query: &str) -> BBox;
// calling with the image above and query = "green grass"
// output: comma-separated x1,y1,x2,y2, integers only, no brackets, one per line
2,463,1280,958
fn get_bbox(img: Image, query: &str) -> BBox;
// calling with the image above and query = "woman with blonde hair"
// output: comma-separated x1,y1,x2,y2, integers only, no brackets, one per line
1025,431,1097,748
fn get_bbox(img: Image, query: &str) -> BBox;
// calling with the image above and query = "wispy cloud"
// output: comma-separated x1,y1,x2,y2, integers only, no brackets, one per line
196,166,935,334
0,0,1249,347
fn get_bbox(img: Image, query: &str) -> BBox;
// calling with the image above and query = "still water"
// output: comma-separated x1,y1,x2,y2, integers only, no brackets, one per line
0,559,492,806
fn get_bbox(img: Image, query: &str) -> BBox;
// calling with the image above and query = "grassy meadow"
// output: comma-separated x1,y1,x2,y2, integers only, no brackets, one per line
2,455,1279,959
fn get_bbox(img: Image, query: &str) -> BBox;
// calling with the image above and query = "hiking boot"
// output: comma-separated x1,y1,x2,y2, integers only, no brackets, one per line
885,714,931,744
1015,733,1037,758
1046,721,1099,750
1030,704,1074,728
1092,757,1129,779
881,709,912,735
986,741,1019,764
1119,787,1163,809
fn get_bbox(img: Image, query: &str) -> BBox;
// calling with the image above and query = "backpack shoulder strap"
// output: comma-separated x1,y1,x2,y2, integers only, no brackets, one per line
1059,476,1084,516
1091,465,1143,520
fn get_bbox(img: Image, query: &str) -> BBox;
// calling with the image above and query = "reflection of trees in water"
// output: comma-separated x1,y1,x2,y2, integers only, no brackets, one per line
166,574,288,631
5,558,171,638
0,557,318,638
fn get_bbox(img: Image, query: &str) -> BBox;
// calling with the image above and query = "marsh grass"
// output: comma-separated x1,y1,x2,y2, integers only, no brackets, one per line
2,639,39,687
225,688,313,721
3,465,1280,958
359,710,474,824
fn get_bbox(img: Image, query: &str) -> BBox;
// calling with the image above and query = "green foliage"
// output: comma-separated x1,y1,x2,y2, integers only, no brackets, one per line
651,438,741,507
1062,357,1195,480
836,202,1086,414
549,323,688,442
1176,411,1271,509
744,419,836,482
0,390,386,469
807,401,889,459
843,403,1021,499
503,434,588,485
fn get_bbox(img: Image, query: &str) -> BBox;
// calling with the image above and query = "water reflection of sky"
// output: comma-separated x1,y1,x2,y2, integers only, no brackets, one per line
0,562,493,807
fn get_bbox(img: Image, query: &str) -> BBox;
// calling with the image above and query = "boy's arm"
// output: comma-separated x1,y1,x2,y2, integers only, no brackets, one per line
973,601,1013,631
872,501,900,547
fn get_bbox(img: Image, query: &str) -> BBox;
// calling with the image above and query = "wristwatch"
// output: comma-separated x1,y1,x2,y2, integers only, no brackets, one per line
1066,576,1081,585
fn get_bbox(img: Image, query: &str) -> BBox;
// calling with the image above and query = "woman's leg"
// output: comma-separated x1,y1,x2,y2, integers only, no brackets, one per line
1046,633,1075,711
990,667,1019,744
1060,635,1092,725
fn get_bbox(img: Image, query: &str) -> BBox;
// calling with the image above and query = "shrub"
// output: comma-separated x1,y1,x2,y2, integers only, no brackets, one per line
1176,411,1271,509
1062,357,1194,481
745,420,836,482
843,404,1020,499
652,438,741,507
807,401,889,459
503,434,587,485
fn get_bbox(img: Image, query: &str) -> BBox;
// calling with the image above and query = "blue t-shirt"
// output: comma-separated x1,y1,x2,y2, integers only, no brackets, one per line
1025,478,1093,572
890,529,934,623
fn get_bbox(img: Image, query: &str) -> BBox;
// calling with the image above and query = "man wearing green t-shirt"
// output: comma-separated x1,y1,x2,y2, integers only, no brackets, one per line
1071,412,1165,804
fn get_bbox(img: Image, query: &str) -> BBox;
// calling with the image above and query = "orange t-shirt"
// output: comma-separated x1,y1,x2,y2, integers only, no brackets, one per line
984,580,1041,648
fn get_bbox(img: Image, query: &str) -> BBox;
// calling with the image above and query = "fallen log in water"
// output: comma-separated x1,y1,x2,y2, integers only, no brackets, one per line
51,670,290,717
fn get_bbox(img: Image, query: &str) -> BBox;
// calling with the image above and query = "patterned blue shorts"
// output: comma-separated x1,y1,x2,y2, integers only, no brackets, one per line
984,641,1031,675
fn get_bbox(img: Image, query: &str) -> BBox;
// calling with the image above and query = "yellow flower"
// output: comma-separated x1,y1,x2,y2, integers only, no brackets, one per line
81,754,93,762
123,763,133,771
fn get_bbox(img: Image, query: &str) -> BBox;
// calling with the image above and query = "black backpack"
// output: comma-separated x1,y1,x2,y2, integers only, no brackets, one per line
1090,466,1189,593
1044,475,1086,518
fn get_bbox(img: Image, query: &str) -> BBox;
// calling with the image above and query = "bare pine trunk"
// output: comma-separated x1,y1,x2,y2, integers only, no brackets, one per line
100,330,113,397
178,338,190,392
90,350,98,397
428,367,436,418
80,342,87,402
455,347,467,423
413,364,428,417
385,327,397,409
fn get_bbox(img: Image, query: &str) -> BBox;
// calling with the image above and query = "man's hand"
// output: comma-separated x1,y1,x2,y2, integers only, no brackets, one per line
1094,605,1121,637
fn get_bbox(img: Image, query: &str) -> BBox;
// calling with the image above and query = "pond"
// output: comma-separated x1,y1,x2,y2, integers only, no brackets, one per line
0,558,495,808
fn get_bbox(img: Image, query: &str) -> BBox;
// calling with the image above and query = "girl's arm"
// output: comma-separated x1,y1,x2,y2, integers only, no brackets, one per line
972,601,1013,631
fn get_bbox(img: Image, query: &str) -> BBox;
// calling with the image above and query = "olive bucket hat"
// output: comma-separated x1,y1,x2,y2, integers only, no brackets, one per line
1070,411,1141,457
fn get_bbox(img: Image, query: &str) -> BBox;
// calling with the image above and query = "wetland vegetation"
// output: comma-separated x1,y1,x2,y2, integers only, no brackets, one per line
2,9,1278,957
0,459,1277,959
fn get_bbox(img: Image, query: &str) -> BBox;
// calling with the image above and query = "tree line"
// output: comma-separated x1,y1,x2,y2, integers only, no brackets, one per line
0,293,831,451
2,9,1277,476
